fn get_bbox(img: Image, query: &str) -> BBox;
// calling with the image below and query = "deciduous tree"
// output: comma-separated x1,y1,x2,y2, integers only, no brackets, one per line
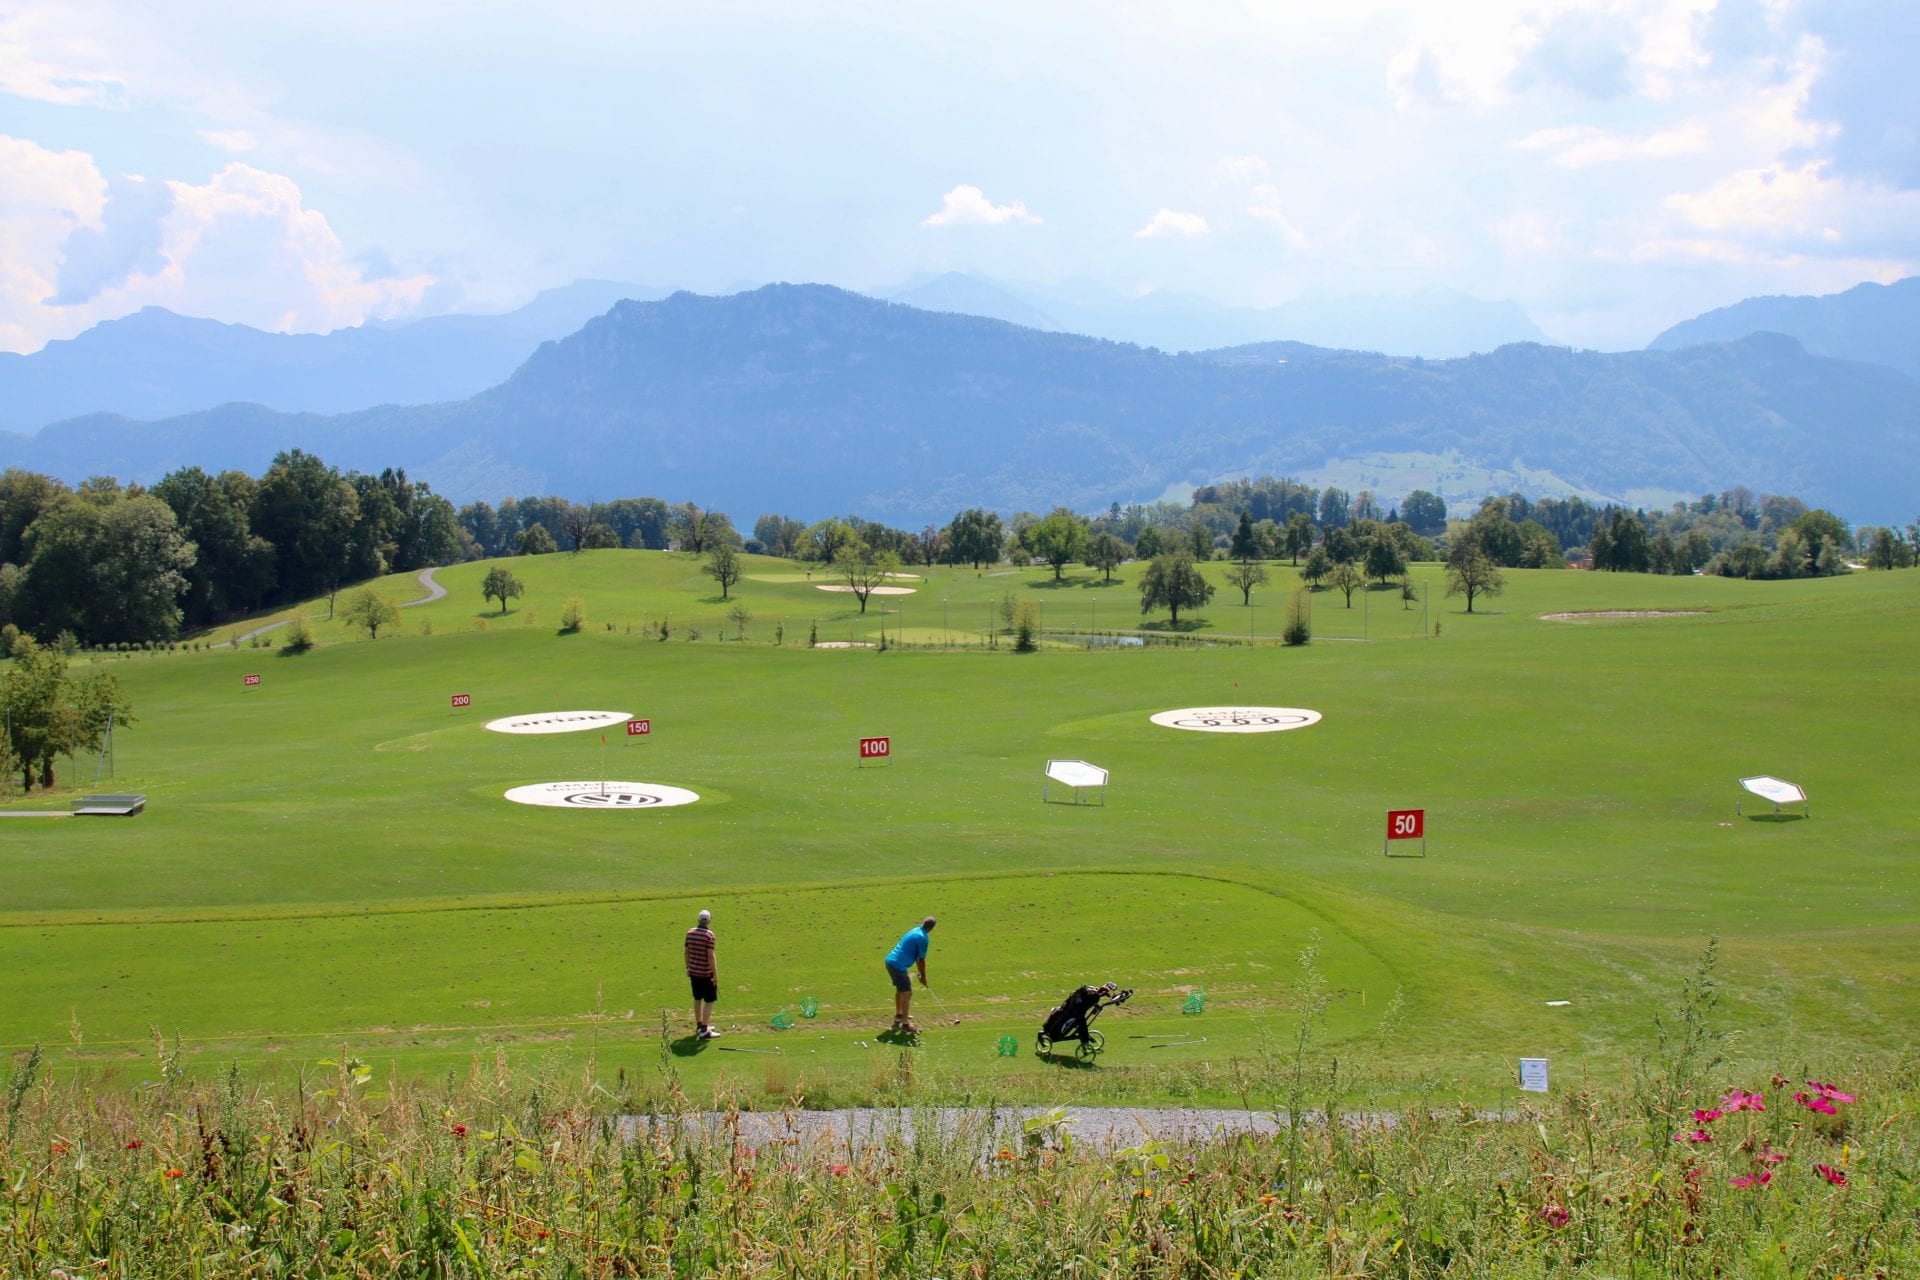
342,589,400,639
1224,558,1269,605
1444,543,1505,613
481,567,524,613
705,544,743,599
1138,550,1214,626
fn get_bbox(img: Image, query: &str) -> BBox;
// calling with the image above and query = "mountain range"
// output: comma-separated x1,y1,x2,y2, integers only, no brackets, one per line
0,280,666,435
1647,276,1920,384
6,285,1914,524
876,273,1554,356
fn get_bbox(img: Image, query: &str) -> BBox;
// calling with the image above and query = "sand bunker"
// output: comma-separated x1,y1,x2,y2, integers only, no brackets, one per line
504,781,699,809
1540,611,1707,621
814,584,917,595
1151,707,1323,733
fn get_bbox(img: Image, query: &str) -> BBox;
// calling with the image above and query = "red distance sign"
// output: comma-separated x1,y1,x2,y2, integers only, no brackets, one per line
450,693,472,708
243,673,261,687
858,736,891,759
1386,809,1425,840
625,719,650,736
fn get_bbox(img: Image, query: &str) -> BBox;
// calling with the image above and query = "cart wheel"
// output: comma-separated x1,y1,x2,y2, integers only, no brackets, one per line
1076,1030,1104,1061
1035,1033,1050,1055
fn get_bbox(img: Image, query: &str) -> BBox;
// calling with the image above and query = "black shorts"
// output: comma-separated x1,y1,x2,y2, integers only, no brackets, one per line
885,964,912,993
689,975,718,1003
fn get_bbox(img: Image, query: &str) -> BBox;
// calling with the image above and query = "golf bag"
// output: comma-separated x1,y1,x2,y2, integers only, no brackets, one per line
1035,982,1132,1059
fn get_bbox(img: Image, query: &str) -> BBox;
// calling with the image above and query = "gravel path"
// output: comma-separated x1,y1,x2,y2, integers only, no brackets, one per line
620,1105,1510,1153
231,568,446,642
402,566,447,606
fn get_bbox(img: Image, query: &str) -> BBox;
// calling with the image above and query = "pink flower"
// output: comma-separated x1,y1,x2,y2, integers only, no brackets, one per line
829,1163,850,1177
449,1123,467,1139
1795,1092,1838,1116
1719,1089,1765,1113
1729,1171,1772,1189
1540,1204,1570,1228
1758,1146,1784,1166
1672,1128,1713,1143
1805,1080,1855,1104
123,1138,143,1150
1814,1164,1848,1187
1692,1107,1723,1124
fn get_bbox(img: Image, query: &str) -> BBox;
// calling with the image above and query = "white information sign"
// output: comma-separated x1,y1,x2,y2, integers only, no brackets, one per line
504,781,699,809
1150,707,1323,733
1519,1058,1550,1093
484,710,631,735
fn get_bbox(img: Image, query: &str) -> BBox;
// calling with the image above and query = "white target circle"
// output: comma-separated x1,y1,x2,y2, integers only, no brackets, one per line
485,710,630,735
1150,706,1323,733
504,781,700,809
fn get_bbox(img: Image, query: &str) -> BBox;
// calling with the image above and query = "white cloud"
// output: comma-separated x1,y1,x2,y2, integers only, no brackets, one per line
921,184,1042,228
1133,209,1209,239
197,128,259,153
1246,186,1308,249
0,7,126,107
1215,154,1271,185
0,135,108,352
1515,119,1709,167
0,143,434,352
1487,209,1568,256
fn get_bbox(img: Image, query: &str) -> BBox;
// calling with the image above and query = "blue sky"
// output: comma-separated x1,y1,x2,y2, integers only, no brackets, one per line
3,0,1916,353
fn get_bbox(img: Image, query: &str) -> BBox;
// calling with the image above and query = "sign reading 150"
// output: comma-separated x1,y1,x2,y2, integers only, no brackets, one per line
1386,809,1424,839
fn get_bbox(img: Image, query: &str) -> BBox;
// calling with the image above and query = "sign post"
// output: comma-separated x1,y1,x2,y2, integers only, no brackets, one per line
450,693,472,712
1519,1058,1549,1093
858,735,891,767
242,673,261,688
625,719,650,737
1384,808,1426,857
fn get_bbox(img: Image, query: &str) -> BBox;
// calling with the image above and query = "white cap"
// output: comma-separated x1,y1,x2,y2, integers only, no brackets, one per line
697,909,711,924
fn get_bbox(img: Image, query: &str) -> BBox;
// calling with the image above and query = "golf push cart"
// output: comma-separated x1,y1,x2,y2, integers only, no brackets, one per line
1035,981,1133,1060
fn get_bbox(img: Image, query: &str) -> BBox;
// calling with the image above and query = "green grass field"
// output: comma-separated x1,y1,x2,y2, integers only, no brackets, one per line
5,551,1917,1105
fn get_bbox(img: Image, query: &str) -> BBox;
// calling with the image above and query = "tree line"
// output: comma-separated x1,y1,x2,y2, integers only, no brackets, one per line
5,452,1917,652
0,454,462,646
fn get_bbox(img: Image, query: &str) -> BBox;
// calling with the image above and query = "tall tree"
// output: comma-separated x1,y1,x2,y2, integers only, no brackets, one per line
481,566,524,613
1401,489,1447,536
341,589,400,639
1138,550,1214,625
251,450,360,604
1329,560,1364,607
0,634,133,792
1224,558,1270,605
1085,531,1127,582
1028,508,1090,581
1445,542,1505,613
832,537,900,613
1229,511,1261,562
1283,512,1313,565
705,544,743,599
943,508,1004,568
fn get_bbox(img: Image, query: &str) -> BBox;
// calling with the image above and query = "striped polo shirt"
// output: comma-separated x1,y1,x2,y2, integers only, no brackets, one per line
684,926,716,978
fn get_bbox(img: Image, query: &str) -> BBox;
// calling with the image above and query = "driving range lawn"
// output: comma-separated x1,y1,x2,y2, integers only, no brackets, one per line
4,553,1916,1103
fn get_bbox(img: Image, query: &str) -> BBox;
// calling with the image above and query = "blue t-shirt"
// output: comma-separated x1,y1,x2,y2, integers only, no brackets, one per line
886,925,930,970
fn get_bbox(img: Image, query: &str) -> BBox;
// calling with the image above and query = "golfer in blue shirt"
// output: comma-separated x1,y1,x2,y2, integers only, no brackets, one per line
884,916,936,1033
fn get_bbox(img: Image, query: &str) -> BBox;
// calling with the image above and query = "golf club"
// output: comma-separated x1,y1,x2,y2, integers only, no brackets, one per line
925,985,961,1025
716,1046,783,1055
1147,1036,1207,1049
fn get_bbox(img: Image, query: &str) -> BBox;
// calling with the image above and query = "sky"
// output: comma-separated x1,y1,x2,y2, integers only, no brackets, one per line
3,0,1918,355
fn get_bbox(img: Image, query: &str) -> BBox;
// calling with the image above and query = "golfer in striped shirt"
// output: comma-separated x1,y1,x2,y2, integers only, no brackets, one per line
685,909,720,1039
